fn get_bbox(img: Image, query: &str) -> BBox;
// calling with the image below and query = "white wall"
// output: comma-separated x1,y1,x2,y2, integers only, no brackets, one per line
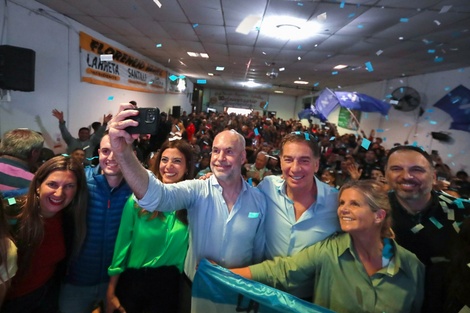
1,1,468,172
297,68,470,173
202,89,299,120
0,0,193,153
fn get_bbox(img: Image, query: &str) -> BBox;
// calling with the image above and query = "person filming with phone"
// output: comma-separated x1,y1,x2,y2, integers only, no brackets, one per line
106,103,266,312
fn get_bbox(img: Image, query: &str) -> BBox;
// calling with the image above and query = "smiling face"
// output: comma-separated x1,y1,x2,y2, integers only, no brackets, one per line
281,141,319,192
78,128,90,142
159,147,187,184
98,135,122,178
210,130,246,183
38,170,78,218
321,169,335,185
385,150,435,207
337,188,383,235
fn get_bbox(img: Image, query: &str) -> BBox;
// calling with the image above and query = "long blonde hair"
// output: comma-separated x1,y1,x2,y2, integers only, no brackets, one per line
339,179,394,238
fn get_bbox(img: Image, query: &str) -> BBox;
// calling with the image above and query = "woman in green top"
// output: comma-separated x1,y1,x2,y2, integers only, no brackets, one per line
229,180,425,313
106,139,194,313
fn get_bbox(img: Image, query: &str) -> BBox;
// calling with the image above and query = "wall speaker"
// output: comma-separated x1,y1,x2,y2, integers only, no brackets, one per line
172,106,181,118
0,45,36,92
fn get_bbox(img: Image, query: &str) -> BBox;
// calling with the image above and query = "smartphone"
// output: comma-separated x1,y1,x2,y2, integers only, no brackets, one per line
125,108,160,135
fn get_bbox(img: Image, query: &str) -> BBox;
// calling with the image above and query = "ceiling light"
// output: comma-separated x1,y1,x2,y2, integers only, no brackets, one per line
274,90,284,94
279,67,285,71
294,80,309,84
200,53,209,58
261,16,320,40
216,66,225,71
334,64,348,70
156,43,162,48
242,81,261,88
187,52,199,57
208,73,214,76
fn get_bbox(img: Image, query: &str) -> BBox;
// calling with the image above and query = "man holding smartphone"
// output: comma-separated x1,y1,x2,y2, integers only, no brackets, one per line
107,104,266,310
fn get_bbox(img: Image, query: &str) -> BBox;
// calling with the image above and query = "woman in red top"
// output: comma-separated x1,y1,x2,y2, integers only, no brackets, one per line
2,155,88,313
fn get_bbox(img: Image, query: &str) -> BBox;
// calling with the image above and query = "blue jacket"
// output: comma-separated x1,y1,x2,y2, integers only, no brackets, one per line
64,174,132,285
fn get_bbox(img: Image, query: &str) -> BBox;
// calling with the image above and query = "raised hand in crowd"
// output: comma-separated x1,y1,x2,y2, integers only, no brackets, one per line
103,113,113,124
52,109,65,123
346,160,362,181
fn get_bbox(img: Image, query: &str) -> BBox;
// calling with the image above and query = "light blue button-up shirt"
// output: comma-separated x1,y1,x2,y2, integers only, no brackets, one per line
257,175,340,298
138,171,266,280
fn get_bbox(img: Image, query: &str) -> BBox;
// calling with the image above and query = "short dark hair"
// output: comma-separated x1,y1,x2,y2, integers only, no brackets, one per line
385,145,433,168
78,127,90,133
280,132,320,158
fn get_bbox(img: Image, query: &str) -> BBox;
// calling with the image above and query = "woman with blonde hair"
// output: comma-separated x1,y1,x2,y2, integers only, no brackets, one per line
228,180,424,313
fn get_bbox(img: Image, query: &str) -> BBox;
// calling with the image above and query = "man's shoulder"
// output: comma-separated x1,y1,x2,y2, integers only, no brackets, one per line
259,175,283,186
0,157,30,172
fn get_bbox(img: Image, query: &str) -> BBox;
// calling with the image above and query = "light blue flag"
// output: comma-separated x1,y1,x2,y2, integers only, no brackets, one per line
192,259,334,313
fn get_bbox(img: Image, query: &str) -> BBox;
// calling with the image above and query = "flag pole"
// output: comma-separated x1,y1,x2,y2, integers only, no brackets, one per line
346,107,364,134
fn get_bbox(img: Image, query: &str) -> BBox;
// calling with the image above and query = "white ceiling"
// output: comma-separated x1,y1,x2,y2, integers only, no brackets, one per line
35,0,470,96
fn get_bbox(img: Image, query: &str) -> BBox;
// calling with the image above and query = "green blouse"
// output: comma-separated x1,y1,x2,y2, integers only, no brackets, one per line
108,196,189,276
250,232,424,313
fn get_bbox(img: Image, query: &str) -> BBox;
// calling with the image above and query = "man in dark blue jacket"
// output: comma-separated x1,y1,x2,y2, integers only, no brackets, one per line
59,134,132,313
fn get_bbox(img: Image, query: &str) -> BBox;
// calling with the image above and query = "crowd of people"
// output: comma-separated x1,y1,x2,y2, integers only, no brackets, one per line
0,102,469,313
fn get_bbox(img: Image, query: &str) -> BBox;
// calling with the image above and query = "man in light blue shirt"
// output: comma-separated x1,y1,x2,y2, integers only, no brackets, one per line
138,171,266,280
257,132,340,299
107,105,266,282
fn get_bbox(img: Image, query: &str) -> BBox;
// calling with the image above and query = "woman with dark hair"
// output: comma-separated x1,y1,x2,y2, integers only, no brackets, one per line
227,180,425,313
1,155,88,313
0,200,17,309
106,139,195,313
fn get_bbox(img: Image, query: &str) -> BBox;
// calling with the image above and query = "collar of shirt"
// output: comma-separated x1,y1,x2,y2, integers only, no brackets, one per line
337,233,405,277
209,174,248,193
276,176,328,207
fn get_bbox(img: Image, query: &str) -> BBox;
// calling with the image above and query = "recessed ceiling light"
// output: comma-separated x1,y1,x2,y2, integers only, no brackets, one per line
208,73,214,76
294,80,309,85
242,81,261,88
279,67,285,71
200,53,209,58
156,43,162,48
153,0,162,8
216,66,225,71
261,16,320,40
333,64,348,70
274,90,284,94
187,52,199,57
